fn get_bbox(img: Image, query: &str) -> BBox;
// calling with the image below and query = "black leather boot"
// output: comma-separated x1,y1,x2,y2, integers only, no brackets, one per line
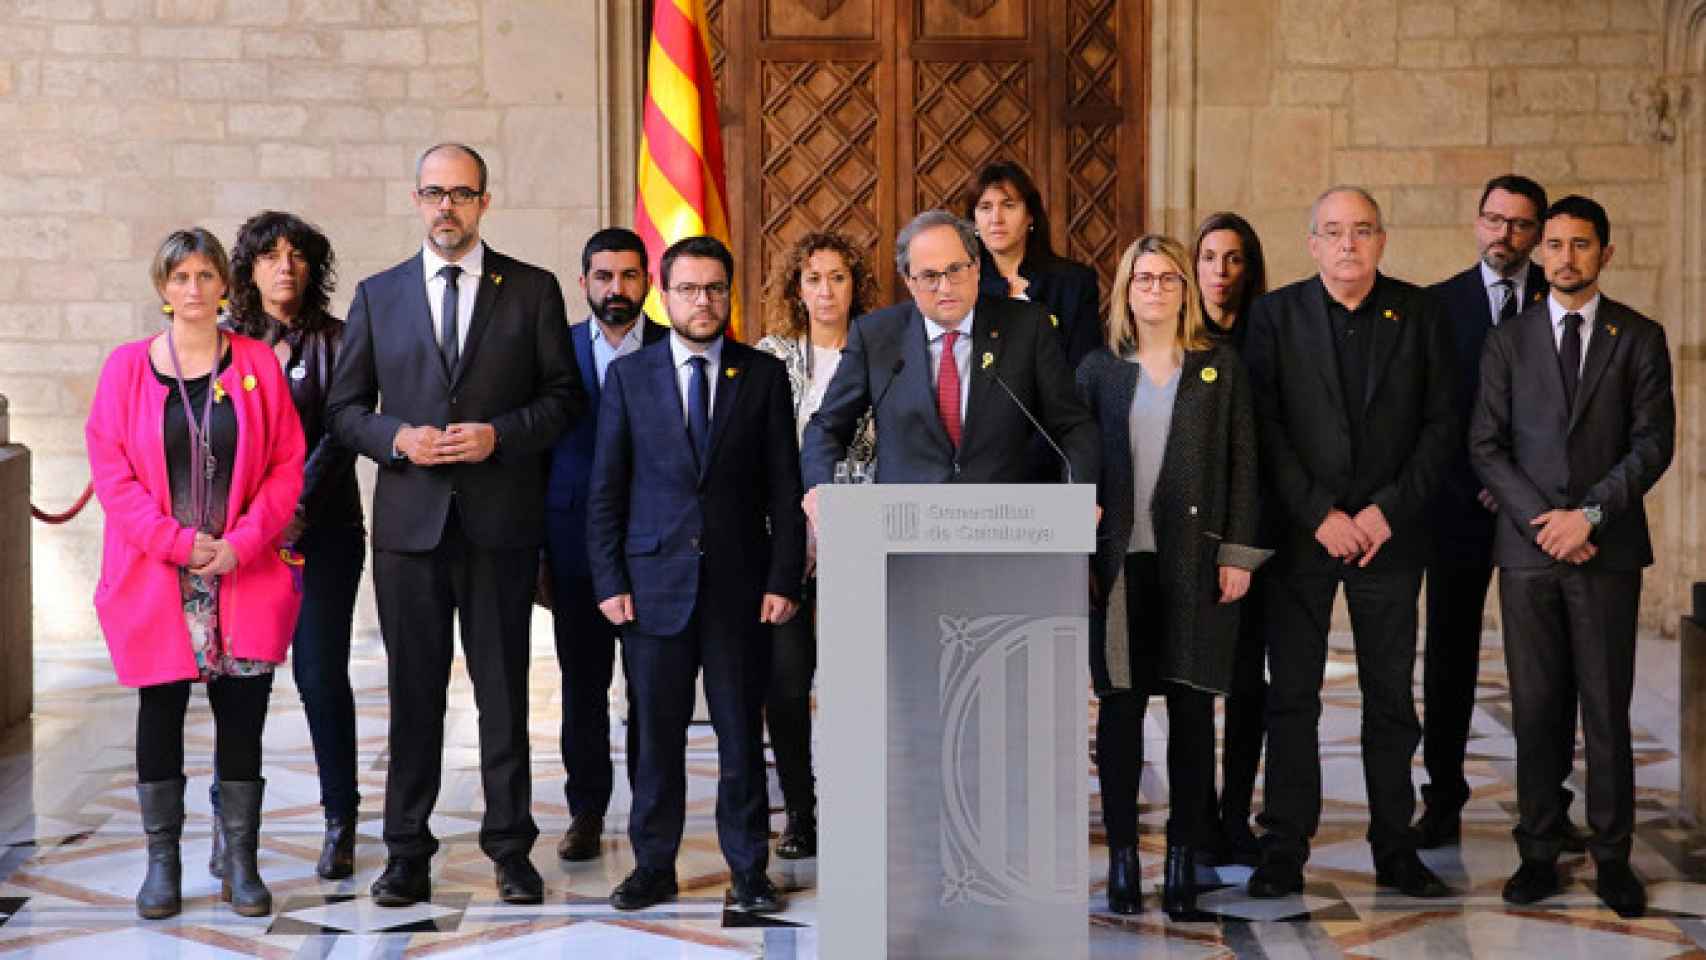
218,779,273,916
208,784,224,879
135,778,185,919
775,808,817,860
1162,844,1198,916
1106,844,1141,914
316,814,356,880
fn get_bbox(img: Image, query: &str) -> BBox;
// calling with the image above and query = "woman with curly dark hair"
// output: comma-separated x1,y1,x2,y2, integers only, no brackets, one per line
754,230,877,859
222,210,367,882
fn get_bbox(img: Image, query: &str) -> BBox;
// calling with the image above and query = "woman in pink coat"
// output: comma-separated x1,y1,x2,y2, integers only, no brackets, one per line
85,228,305,920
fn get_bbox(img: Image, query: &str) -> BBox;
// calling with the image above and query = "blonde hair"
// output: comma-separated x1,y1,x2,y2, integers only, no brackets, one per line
1104,234,1209,355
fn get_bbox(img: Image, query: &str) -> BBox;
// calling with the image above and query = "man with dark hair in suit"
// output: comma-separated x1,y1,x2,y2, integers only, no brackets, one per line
587,235,806,914
1417,175,1587,852
799,209,1097,506
1472,195,1674,917
327,142,586,907
543,227,668,862
1243,185,1457,899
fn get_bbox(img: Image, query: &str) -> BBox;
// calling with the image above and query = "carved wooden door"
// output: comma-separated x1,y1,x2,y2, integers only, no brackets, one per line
707,0,1146,331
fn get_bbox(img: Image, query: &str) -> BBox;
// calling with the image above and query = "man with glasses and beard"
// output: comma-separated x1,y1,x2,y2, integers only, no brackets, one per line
544,228,667,862
587,235,806,913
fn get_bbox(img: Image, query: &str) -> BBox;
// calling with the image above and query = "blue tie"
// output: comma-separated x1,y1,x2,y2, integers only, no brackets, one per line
687,355,710,466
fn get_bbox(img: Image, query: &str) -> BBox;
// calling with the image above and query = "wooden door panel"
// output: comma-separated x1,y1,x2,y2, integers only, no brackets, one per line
766,0,877,38
915,0,1029,39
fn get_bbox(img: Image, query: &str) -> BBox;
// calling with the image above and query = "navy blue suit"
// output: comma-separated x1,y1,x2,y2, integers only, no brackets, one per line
586,336,806,873
544,319,666,820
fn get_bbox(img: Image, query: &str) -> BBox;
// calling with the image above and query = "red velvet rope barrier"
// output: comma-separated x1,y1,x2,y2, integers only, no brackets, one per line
31,481,94,525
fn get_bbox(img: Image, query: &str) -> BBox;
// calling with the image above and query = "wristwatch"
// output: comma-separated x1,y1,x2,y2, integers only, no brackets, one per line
1581,502,1604,528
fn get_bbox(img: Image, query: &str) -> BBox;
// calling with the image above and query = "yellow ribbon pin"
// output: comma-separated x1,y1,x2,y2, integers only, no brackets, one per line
725,367,738,379
1383,309,1397,321
1201,366,1218,383
981,352,994,370
1607,324,1619,336
491,273,503,285
212,379,227,403
1049,313,1059,328
242,374,257,392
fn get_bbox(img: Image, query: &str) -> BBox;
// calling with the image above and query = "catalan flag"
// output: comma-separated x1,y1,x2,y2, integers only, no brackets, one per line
636,0,740,336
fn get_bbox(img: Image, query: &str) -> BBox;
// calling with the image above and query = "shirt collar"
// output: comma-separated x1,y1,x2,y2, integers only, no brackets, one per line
1547,291,1601,330
590,316,643,350
669,331,723,370
422,240,485,282
922,308,975,343
1479,259,1532,299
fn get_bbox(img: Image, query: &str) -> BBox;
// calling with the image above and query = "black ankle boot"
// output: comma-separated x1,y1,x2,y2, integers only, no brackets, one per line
1106,844,1141,914
1162,844,1198,916
317,814,356,880
218,779,272,916
135,778,185,919
208,784,224,879
776,808,817,860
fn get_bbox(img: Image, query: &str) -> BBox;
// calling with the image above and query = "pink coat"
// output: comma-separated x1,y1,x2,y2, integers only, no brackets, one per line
85,333,306,687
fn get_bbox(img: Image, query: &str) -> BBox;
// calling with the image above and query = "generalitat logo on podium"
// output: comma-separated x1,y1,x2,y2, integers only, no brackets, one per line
883,502,920,541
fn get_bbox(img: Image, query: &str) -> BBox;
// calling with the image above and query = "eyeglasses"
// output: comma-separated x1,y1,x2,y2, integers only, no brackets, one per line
1479,211,1539,234
1131,271,1185,291
908,260,975,291
1313,224,1381,245
416,186,483,206
669,281,731,302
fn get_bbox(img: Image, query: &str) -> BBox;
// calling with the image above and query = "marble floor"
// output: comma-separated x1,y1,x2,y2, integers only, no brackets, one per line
1,625,1703,958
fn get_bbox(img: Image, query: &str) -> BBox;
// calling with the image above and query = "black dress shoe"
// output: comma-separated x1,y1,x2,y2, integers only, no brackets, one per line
611,867,678,911
1412,805,1462,850
1106,844,1140,915
371,857,431,907
1375,851,1452,898
729,869,785,912
556,814,604,862
495,854,544,905
1595,860,1646,918
1161,845,1198,916
775,808,817,860
1502,859,1560,905
1247,858,1304,898
316,816,356,880
1559,815,1590,855
1220,817,1264,868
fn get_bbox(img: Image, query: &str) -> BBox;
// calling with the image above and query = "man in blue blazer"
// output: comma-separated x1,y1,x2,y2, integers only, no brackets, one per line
544,228,667,862
587,236,806,913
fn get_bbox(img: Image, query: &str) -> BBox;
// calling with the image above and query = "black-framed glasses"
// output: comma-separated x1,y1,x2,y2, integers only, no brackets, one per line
417,186,483,206
1479,211,1539,234
1131,271,1185,291
670,281,731,302
909,259,975,291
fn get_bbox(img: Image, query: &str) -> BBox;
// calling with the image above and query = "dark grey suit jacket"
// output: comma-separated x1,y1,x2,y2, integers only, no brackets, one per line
1469,296,1674,571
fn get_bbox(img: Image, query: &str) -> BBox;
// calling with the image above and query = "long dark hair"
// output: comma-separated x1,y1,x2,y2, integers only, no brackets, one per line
1191,211,1268,319
962,160,1057,266
228,210,338,337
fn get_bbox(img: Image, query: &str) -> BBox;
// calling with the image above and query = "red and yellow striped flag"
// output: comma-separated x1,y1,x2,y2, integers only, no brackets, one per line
636,0,740,336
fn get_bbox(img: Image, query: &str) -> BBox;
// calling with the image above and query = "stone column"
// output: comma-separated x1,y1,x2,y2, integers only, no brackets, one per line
0,392,33,732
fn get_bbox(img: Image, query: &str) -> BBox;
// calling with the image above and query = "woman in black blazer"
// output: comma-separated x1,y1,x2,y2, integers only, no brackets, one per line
1078,234,1266,916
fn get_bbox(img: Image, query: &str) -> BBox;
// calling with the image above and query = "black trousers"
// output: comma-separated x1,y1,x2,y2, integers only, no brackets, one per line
1259,565,1423,866
544,529,622,819
764,579,816,813
373,507,539,862
137,674,274,784
1422,558,1580,818
1218,570,1268,826
625,600,772,875
291,522,366,818
1500,565,1640,864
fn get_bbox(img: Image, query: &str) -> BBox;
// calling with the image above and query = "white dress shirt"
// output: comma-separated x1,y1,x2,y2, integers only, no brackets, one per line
422,240,484,353
1546,291,1599,375
1480,260,1530,326
590,317,644,387
669,332,723,424
923,309,974,423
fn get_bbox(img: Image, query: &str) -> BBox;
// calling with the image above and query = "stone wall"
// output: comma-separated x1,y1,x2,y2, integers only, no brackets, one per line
0,1,630,650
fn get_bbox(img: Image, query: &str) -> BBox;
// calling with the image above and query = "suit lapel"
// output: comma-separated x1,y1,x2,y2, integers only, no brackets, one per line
574,323,600,411
901,309,954,455
959,303,997,451
1363,281,1400,413
646,342,698,473
402,254,450,388
702,342,744,483
1568,305,1622,433
451,250,503,388
1300,278,1347,416
1520,303,1571,416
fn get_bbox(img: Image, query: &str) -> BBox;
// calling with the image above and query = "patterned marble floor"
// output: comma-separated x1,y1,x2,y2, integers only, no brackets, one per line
1,623,1702,958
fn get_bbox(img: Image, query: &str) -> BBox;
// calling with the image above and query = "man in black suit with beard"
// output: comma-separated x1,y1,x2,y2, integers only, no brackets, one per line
1243,185,1457,899
1417,175,1587,852
1472,195,1674,917
327,142,585,907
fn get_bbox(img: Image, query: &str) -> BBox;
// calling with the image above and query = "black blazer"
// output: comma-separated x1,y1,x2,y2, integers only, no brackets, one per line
976,252,1102,369
1428,261,1548,559
1078,344,1264,693
326,246,586,552
1469,297,1674,571
585,338,806,638
1244,273,1457,572
800,295,1099,488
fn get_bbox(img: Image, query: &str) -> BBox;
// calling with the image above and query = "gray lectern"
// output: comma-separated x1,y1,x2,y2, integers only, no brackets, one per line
817,483,1094,960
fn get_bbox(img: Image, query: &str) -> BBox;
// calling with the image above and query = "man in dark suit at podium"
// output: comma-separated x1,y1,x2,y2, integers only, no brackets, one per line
1417,175,1585,852
587,235,806,914
1471,195,1674,917
799,209,1097,509
543,227,667,862
327,142,586,907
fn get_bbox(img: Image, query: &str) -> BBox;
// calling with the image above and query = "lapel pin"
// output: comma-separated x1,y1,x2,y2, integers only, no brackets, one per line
213,379,227,403
491,273,503,285
242,373,257,392
1201,366,1218,383
1532,291,1543,302
1607,323,1619,336
1049,313,1059,328
981,352,994,370
991,328,1000,339
725,367,738,379
1384,309,1398,321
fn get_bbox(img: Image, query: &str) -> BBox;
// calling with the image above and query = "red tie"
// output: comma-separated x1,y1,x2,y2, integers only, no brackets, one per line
937,330,962,447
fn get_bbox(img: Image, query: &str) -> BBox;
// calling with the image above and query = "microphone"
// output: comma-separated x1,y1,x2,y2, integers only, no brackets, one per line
982,367,1075,485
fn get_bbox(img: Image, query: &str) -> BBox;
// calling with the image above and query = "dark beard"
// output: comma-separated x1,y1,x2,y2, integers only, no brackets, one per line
672,315,728,344
592,294,637,327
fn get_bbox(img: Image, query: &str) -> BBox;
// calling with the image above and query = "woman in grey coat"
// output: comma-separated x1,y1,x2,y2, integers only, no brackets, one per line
1077,234,1266,917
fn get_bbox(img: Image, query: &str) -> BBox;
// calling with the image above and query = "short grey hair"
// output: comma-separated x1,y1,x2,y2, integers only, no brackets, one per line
894,210,979,279
1308,184,1384,235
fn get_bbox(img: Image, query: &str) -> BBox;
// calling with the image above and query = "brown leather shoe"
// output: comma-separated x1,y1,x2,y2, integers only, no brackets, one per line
556,813,604,861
